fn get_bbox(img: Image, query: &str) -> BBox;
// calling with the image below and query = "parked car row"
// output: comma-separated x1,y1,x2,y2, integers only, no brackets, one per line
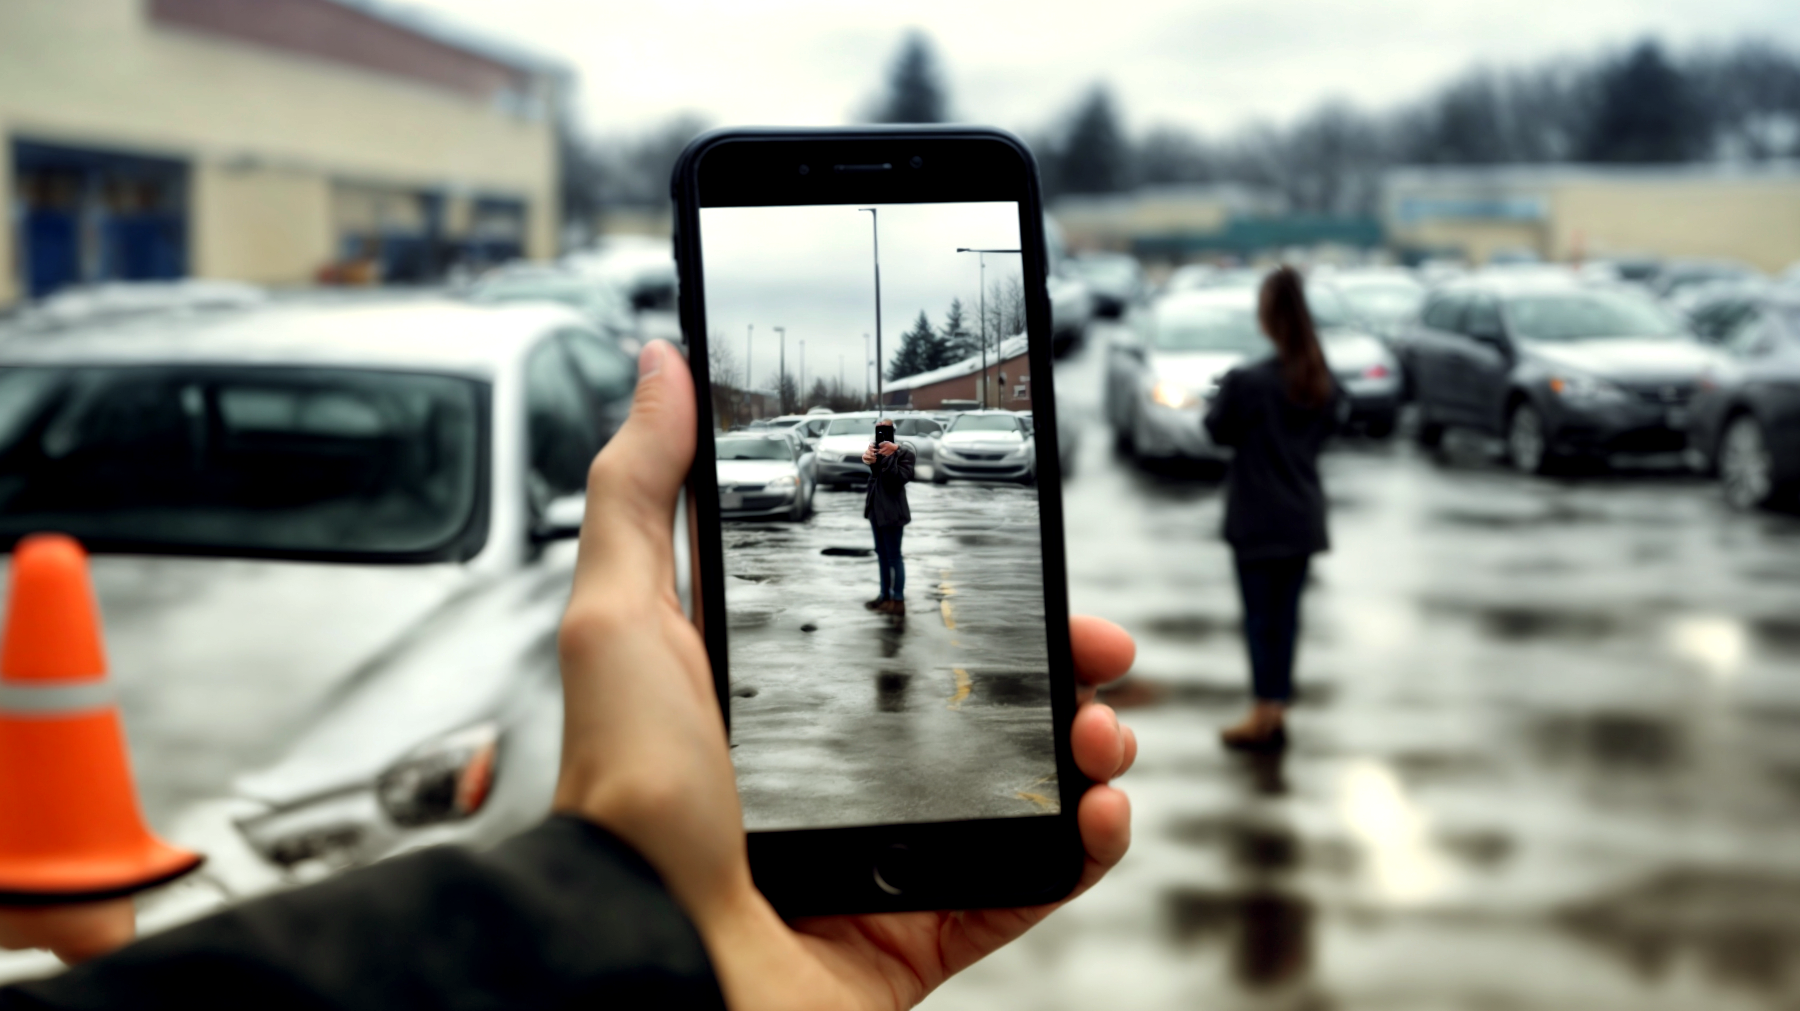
1100,254,1800,511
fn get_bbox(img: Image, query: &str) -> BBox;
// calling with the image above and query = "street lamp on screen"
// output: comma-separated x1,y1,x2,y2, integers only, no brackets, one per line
859,208,881,409
955,247,1022,410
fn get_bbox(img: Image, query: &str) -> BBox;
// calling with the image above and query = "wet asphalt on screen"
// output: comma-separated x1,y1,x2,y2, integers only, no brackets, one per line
722,471,1059,831
922,326,1800,1011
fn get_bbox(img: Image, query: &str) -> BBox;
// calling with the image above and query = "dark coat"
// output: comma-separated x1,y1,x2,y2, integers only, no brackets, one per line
0,817,724,1010
863,441,915,527
1203,356,1342,560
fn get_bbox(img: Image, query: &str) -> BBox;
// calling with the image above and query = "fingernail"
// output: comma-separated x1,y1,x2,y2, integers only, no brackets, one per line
639,341,665,378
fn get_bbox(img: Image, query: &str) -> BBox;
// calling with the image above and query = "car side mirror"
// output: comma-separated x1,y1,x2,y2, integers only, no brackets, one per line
533,493,585,542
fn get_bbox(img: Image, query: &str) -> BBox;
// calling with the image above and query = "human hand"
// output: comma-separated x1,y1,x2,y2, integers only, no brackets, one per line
877,441,898,457
0,899,136,964
555,340,1137,1011
861,446,877,464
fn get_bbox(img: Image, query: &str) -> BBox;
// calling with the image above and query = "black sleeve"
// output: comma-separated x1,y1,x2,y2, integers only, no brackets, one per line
891,445,916,485
1203,370,1242,447
1,817,725,1011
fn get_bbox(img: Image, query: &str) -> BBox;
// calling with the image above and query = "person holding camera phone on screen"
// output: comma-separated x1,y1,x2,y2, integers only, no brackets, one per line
861,419,915,616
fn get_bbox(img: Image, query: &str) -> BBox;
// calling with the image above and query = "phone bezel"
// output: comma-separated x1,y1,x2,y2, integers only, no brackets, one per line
671,126,1086,916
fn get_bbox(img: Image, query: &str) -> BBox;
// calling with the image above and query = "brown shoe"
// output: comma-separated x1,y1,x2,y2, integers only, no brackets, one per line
1219,703,1287,752
880,599,906,616
865,597,888,610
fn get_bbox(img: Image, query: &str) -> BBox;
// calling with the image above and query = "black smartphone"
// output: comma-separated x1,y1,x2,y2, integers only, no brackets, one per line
874,422,896,447
672,127,1082,916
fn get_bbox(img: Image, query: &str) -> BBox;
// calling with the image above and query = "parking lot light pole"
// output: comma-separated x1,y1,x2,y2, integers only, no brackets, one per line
773,326,787,414
957,247,1021,409
859,208,881,410
863,333,871,407
745,324,753,417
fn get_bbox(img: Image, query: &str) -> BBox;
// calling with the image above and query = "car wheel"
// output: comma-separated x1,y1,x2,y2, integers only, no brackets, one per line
1720,414,1775,510
1414,407,1445,449
1365,411,1397,439
932,465,948,485
1506,402,1553,475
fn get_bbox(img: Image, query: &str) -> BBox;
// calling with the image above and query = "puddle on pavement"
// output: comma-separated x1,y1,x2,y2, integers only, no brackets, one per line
1164,887,1313,988
1166,816,1302,874
732,573,777,583
1099,678,1243,710
1753,616,1800,653
1559,868,1800,995
1436,828,1514,869
877,624,904,659
1391,750,1492,783
1425,599,1621,642
728,609,776,630
821,546,873,557
1142,613,1238,641
1532,712,1686,773
974,671,1049,706
875,671,910,712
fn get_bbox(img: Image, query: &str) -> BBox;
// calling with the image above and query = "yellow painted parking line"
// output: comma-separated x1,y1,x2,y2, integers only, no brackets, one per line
1015,791,1055,811
940,600,956,629
947,668,971,709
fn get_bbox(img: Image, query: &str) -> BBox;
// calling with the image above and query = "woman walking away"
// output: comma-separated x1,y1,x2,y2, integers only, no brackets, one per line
1204,266,1342,750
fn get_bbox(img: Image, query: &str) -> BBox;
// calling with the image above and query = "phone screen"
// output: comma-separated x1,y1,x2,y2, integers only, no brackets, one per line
700,200,1056,832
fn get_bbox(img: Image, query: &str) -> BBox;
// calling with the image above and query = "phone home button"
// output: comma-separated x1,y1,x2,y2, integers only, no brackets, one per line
872,844,913,896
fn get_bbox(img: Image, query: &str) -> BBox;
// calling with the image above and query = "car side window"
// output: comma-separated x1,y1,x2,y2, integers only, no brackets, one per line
524,340,600,500
558,329,637,405
1421,294,1466,332
1723,311,1776,358
1464,297,1504,342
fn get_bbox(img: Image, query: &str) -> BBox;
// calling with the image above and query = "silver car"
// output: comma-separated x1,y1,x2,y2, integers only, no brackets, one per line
0,299,636,957
1105,289,1265,461
716,433,815,521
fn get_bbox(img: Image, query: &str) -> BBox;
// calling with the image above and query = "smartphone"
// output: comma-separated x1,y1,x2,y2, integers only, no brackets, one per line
672,127,1083,915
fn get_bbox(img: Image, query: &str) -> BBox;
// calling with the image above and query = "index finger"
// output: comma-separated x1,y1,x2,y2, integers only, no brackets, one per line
1070,615,1134,687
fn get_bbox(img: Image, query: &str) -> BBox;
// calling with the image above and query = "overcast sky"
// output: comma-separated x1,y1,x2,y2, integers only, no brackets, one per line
700,202,1022,395
407,0,1799,137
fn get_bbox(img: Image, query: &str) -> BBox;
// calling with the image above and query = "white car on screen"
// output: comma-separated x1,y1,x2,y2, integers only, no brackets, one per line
715,433,815,522
936,411,1036,483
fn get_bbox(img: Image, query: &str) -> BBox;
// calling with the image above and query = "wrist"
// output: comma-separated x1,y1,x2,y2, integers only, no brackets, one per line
688,879,825,1011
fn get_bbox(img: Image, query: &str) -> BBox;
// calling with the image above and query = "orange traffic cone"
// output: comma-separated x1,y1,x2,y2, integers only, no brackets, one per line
0,534,201,904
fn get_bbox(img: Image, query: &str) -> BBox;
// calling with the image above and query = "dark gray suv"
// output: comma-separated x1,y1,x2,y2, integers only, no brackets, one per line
1403,278,1725,473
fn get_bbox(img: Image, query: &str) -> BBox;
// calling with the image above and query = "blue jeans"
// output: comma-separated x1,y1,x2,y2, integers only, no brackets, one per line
1233,553,1310,702
872,523,906,600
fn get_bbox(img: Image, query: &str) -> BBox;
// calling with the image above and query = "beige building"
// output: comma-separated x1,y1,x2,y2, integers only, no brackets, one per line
1383,163,1800,271
1,0,562,306
1052,185,1283,254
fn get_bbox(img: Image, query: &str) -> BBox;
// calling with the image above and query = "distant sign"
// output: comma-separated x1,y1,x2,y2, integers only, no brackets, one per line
1398,196,1546,224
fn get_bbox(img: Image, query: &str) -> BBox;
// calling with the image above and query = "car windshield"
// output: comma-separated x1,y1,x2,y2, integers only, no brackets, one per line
1338,282,1424,321
469,277,619,312
948,415,1020,434
1076,259,1137,283
825,417,877,435
1505,291,1683,342
0,366,481,557
716,438,791,460
764,418,802,429
1151,304,1265,353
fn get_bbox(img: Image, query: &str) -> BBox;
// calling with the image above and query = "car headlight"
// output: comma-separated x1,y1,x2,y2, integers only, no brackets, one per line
763,475,799,491
1549,374,1627,402
1150,380,1201,409
375,722,500,828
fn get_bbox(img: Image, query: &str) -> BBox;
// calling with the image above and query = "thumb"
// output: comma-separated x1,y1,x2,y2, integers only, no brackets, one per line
575,341,695,594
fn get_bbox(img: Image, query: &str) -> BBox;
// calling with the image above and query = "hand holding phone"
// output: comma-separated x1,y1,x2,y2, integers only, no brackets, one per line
556,341,1137,1011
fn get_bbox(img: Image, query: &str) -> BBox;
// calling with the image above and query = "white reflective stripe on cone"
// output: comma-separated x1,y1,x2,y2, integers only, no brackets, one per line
0,681,116,715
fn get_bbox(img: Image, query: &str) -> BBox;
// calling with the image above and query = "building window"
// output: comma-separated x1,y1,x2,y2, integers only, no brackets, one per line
1014,385,1028,399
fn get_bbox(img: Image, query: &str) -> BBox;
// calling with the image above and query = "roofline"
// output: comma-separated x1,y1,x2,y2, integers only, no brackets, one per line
322,0,572,77
1384,160,1800,187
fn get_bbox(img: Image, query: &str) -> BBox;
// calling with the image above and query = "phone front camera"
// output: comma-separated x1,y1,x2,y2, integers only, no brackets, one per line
798,164,810,175
909,156,923,169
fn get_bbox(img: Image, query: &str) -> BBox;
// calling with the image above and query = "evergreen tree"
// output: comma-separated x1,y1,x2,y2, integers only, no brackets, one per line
1059,85,1128,194
886,311,941,380
870,31,948,124
1582,40,1704,162
940,297,978,361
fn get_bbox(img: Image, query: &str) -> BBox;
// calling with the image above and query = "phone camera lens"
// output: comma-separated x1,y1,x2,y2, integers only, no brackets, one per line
909,156,923,169
798,164,810,175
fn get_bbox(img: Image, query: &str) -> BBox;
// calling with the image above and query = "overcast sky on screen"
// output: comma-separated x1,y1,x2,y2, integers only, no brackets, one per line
406,0,1798,135
699,202,1022,395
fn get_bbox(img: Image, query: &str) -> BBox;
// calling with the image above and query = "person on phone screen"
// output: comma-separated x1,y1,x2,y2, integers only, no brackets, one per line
1203,266,1343,751
861,419,914,615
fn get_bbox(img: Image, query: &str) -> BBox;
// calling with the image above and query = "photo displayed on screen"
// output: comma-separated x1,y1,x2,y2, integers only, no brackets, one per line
700,201,1056,832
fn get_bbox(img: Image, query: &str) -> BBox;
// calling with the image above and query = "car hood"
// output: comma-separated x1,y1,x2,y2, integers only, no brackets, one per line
717,459,796,485
942,429,1025,448
818,434,875,457
0,555,467,826
1524,337,1723,384
1321,330,1394,374
1148,350,1247,390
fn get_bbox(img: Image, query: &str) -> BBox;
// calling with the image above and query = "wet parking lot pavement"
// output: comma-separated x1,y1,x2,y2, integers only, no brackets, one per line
722,474,1058,831
923,330,1800,1010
